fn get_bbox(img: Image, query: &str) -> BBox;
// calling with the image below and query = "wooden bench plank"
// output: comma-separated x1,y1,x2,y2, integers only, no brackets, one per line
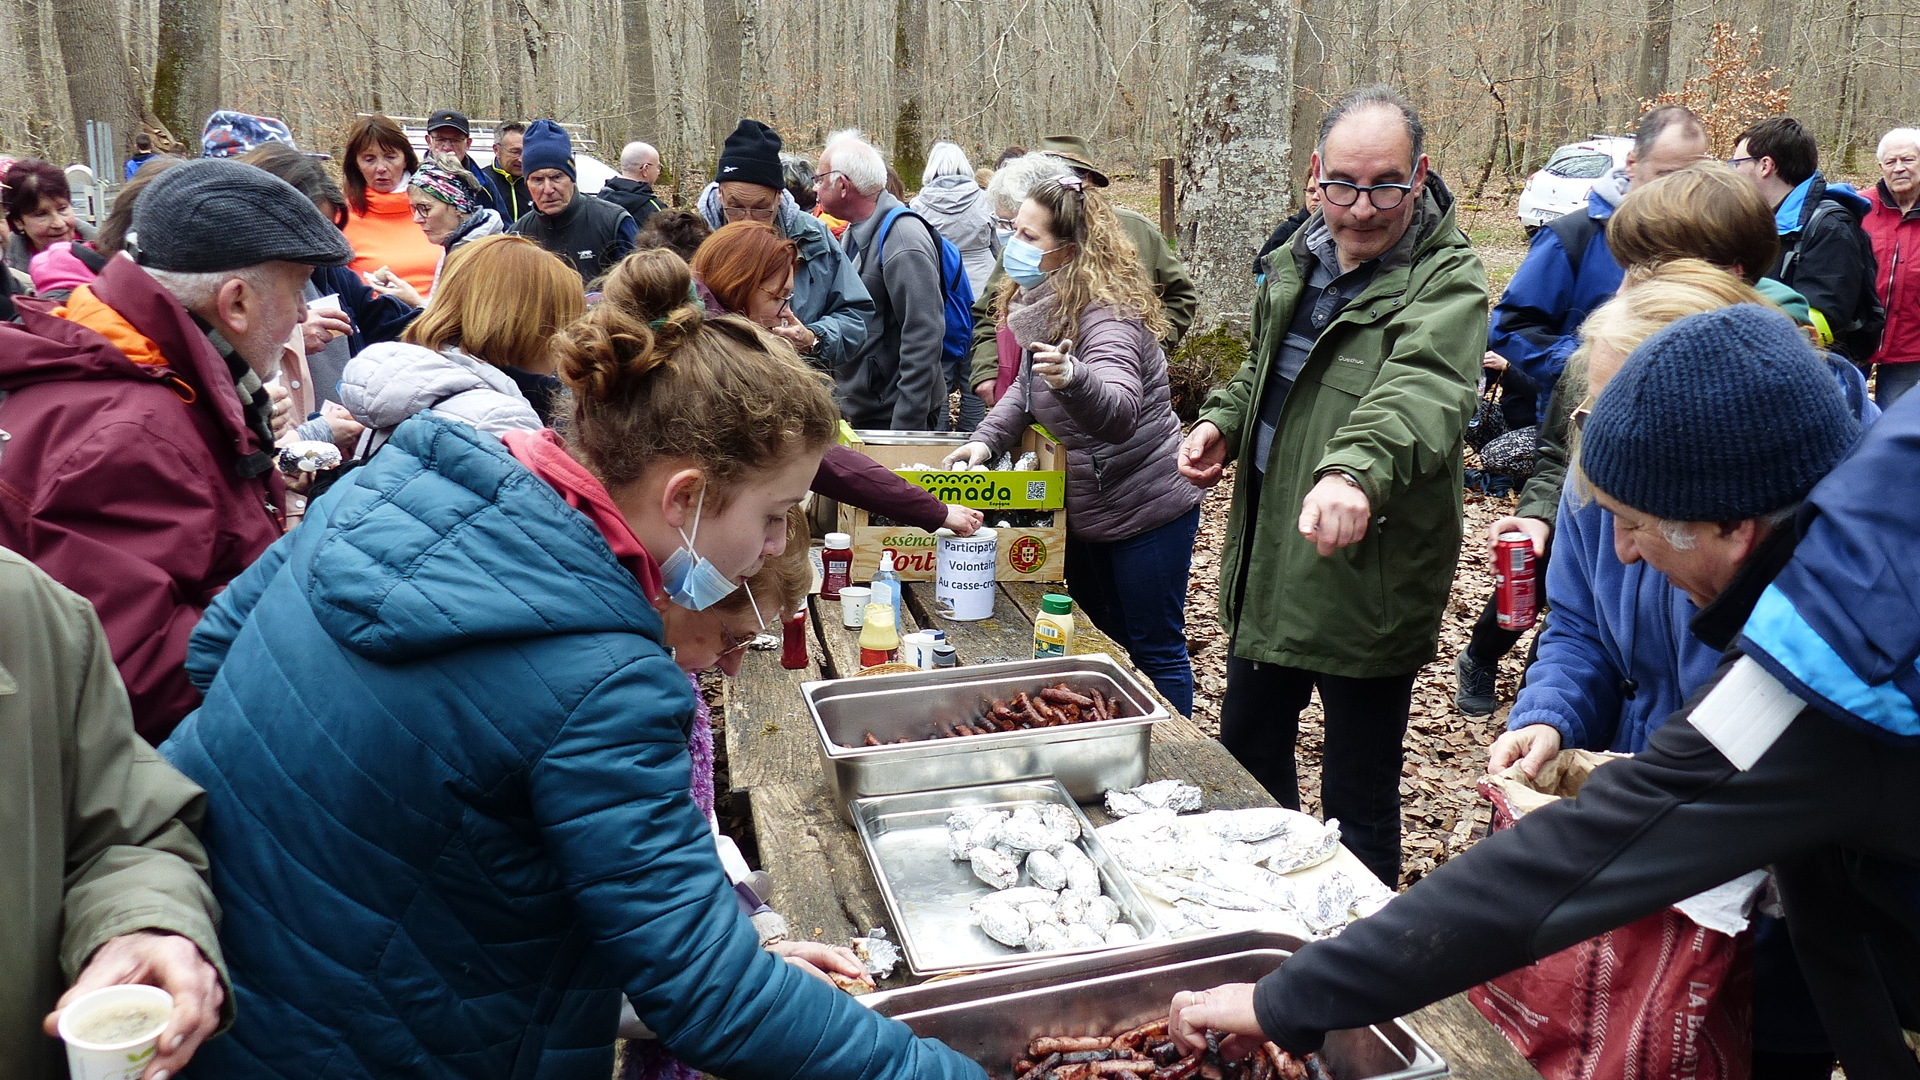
722,636,825,793
1408,994,1538,1080
746,778,895,950
900,580,1036,665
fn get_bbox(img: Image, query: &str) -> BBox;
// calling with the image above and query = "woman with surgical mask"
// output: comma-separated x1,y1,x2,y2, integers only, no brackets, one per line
945,176,1205,715
160,248,981,1080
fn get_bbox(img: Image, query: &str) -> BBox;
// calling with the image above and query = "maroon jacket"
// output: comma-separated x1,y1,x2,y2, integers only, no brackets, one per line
0,255,285,741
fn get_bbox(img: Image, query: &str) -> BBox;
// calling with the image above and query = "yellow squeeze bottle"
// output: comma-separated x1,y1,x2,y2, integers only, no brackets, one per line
1032,594,1076,659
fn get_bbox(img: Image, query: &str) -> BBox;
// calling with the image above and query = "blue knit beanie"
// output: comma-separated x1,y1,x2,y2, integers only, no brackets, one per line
1581,304,1859,522
521,120,575,181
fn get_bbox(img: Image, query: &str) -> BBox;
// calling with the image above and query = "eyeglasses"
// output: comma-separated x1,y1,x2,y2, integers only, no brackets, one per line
1725,156,1757,168
721,203,778,223
1570,399,1594,431
1317,178,1414,210
716,586,770,660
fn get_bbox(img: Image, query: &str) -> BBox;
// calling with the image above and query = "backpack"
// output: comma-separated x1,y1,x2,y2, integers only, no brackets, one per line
1779,200,1886,363
874,206,976,365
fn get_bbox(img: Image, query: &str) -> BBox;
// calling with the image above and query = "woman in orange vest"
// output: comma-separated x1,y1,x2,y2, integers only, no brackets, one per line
341,114,441,299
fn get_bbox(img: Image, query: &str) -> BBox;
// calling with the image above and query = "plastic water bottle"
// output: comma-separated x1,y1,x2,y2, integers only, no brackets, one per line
869,550,902,633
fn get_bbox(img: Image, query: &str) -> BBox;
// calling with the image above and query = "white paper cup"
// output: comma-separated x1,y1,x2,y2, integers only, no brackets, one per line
935,527,997,621
309,292,344,317
59,984,173,1080
839,586,872,628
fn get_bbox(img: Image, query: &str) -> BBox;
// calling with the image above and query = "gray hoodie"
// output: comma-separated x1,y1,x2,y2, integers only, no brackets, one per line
911,174,999,298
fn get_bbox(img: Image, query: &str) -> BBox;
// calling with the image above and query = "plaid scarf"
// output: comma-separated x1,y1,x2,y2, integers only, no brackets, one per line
411,159,480,215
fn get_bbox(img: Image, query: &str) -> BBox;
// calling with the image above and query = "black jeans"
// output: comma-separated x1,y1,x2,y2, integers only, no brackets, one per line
1217,657,1417,885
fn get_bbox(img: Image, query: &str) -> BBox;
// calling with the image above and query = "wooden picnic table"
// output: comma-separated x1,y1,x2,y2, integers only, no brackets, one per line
723,577,1534,1080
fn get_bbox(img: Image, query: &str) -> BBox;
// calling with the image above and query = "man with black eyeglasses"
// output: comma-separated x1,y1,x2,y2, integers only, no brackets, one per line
695,119,874,369
1179,85,1487,887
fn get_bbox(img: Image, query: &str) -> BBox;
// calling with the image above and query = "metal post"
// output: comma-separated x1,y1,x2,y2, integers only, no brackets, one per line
1157,156,1175,242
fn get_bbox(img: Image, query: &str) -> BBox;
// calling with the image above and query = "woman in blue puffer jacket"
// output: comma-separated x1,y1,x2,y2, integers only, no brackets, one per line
161,249,985,1080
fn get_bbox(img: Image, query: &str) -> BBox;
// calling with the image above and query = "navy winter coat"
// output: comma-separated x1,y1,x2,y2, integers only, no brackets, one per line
162,415,984,1080
1488,182,1626,412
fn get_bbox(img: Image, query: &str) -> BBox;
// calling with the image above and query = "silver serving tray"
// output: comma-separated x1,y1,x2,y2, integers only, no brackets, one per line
848,779,1162,976
803,655,1167,816
865,929,1448,1079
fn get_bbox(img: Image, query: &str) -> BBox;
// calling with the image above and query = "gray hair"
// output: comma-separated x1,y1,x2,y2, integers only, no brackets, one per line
823,129,888,197
619,140,658,173
1635,104,1705,159
986,152,1075,218
1878,128,1920,161
1655,503,1798,551
1317,85,1424,164
144,264,281,313
922,141,974,186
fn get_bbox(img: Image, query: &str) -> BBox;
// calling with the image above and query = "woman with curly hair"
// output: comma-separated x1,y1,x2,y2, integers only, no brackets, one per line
946,175,1204,713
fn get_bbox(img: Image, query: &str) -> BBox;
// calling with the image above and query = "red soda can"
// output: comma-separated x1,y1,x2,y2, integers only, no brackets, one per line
1494,532,1538,630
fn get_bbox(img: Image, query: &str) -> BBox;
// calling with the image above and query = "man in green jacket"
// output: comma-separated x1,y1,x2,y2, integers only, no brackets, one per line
1179,87,1487,885
2,549,228,1078
967,136,1197,405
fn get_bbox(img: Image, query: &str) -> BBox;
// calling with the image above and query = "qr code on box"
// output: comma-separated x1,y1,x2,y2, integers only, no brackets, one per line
1025,481,1047,501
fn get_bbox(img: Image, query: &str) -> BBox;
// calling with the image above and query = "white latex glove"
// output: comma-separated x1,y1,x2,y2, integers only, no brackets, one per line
1032,338,1075,389
942,442,992,469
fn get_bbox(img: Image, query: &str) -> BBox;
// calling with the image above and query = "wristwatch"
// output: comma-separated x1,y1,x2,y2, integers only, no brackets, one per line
1318,468,1362,489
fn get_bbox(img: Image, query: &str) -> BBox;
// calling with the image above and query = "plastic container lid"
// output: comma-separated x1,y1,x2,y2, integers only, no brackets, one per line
824,532,852,549
1041,593,1074,615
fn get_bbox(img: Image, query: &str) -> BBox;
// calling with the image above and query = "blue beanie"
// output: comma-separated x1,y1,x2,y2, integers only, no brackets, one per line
1581,304,1859,522
521,119,575,181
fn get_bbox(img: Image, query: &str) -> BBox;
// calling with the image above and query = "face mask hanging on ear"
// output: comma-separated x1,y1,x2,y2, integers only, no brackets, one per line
659,486,740,611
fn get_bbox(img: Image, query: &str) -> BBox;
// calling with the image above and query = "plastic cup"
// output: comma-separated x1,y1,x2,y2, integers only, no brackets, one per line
309,292,344,317
58,984,173,1080
839,586,872,628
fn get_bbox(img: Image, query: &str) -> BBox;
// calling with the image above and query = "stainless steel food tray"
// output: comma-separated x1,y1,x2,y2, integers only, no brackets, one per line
804,655,1168,815
865,929,1448,1079
848,779,1162,976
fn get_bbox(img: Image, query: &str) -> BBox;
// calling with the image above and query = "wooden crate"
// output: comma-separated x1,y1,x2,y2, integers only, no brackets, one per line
834,426,1067,583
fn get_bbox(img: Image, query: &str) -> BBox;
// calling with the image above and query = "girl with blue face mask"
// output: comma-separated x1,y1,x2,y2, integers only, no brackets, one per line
943,175,1208,716
156,250,990,1080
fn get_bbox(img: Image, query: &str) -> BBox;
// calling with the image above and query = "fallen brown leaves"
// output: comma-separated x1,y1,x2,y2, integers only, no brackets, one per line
1184,468,1538,889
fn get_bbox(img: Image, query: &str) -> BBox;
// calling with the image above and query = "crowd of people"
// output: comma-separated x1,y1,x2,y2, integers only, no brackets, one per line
0,85,1916,1080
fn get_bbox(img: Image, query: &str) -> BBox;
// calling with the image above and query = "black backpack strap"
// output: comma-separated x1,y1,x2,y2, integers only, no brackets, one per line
1545,208,1603,274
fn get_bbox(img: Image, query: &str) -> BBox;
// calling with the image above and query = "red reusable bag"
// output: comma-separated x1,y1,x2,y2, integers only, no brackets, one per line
1468,754,1754,1080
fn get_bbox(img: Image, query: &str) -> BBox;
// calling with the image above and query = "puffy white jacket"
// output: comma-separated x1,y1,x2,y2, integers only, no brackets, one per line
339,343,543,457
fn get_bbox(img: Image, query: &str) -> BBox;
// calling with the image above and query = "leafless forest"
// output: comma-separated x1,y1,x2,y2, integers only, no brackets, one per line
2,0,1915,316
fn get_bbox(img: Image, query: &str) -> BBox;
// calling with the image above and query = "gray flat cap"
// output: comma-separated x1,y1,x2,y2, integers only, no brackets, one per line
131,158,353,272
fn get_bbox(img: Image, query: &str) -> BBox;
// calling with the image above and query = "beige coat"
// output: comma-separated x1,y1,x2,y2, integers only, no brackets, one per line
0,548,228,1078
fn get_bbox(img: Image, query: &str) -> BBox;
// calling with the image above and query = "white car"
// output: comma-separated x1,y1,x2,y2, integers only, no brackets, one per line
399,119,614,196
1515,136,1631,231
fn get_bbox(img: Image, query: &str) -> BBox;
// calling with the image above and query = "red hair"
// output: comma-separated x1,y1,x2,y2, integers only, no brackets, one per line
689,221,797,315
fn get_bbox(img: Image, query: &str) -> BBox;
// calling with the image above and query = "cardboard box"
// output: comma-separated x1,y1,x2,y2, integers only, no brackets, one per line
835,426,1067,582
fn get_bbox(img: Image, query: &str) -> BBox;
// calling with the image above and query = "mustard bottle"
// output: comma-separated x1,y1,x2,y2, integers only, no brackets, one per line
1033,594,1076,659
859,604,901,666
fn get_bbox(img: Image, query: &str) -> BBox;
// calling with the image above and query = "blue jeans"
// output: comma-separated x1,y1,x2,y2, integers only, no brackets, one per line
1064,506,1201,715
1875,362,1920,408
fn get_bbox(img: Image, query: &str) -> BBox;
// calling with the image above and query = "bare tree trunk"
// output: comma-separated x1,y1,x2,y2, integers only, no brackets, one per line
495,0,522,121
48,0,154,161
705,0,742,156
1286,0,1328,199
891,0,927,181
1633,0,1672,102
1829,0,1865,171
1179,0,1294,326
151,0,217,144
15,0,69,155
621,0,658,139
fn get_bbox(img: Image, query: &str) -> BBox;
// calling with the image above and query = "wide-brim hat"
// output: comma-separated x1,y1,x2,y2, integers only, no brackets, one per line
1039,135,1110,187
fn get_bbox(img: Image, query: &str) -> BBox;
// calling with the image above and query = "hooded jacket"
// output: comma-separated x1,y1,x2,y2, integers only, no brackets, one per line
911,174,999,297
1,549,229,1080
1198,176,1488,677
838,192,949,430
1488,173,1627,407
0,255,285,742
697,183,876,369
1767,173,1882,361
972,289,1202,543
160,414,986,1080
1863,179,1920,367
599,176,668,227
